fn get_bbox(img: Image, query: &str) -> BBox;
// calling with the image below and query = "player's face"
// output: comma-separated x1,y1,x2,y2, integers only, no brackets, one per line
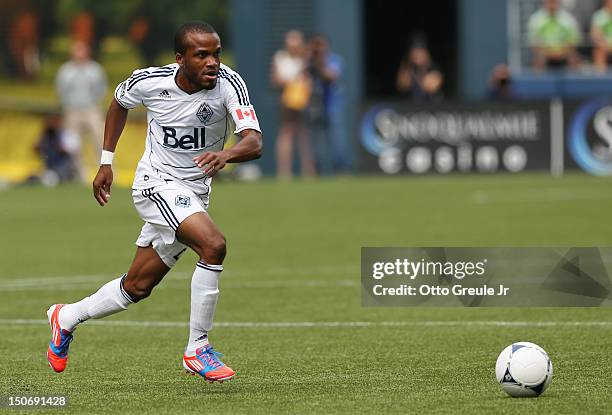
177,32,221,90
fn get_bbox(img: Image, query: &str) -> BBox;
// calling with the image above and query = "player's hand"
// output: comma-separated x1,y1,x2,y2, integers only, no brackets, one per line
193,151,229,177
93,165,113,206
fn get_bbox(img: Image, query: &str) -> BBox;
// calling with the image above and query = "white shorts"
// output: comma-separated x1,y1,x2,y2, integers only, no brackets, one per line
132,182,209,268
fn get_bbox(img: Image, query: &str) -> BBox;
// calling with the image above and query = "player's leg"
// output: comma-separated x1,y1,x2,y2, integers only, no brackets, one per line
122,246,171,300
310,118,324,174
58,246,169,329
328,107,351,173
276,114,295,179
84,106,104,154
175,212,235,381
62,109,87,182
47,245,169,373
177,211,225,351
593,45,608,72
297,118,316,177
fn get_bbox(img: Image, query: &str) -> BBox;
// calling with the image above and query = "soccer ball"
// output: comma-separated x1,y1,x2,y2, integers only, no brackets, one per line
495,342,553,397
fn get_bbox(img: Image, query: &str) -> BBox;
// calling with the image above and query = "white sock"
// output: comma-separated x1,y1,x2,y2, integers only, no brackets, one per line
185,262,222,355
58,274,134,331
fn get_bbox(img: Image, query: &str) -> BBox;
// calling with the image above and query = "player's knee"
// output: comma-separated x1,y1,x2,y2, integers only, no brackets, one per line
123,277,156,301
201,234,226,264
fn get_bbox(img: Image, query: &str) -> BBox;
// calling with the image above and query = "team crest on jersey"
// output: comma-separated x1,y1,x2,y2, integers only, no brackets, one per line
196,102,213,124
175,195,191,208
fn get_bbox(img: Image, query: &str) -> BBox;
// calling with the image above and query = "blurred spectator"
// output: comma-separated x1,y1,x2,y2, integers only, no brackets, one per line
8,11,40,80
271,30,315,179
487,64,515,100
590,0,612,72
527,0,582,70
129,15,172,67
55,40,107,182
395,39,443,101
32,113,77,186
71,12,95,46
306,34,350,175
129,17,158,66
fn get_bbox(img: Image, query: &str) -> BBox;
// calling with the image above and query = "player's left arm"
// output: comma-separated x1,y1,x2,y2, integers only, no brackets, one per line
193,129,262,176
194,69,263,176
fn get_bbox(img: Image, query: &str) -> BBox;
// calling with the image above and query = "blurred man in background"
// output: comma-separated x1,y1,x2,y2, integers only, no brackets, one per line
591,0,612,72
307,34,350,175
395,39,444,101
271,30,315,179
7,10,40,80
527,0,582,70
55,40,107,182
28,113,77,187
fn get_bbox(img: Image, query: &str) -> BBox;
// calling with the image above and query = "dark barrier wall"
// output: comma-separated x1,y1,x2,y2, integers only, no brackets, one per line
513,73,612,100
360,99,612,176
359,101,552,175
458,0,508,99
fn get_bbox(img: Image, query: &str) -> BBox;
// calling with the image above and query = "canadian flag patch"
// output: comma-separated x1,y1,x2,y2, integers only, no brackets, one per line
235,108,257,121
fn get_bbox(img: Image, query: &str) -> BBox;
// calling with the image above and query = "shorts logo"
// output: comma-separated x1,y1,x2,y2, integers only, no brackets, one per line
175,195,191,207
119,81,127,98
196,102,213,124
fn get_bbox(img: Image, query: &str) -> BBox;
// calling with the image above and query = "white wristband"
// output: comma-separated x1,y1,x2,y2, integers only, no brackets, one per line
100,150,114,165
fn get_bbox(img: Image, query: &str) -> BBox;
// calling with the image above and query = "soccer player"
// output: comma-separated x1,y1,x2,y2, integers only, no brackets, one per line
46,21,262,382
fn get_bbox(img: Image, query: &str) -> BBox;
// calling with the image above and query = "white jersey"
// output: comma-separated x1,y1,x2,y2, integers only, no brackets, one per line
114,63,260,196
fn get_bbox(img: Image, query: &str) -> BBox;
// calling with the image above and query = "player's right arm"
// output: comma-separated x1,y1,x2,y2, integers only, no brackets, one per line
93,98,128,206
93,70,149,206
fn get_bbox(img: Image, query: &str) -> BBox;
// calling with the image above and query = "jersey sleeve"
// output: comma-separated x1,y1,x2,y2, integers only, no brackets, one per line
222,70,261,133
114,69,146,109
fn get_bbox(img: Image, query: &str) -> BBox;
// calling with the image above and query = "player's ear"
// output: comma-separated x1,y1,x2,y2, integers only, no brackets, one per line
176,53,183,66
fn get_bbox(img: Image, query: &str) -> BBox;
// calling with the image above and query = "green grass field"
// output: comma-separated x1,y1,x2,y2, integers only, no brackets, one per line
1,174,611,414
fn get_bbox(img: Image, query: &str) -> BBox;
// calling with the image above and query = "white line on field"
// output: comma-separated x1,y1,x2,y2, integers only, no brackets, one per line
471,188,612,205
0,265,360,291
0,278,359,291
1,319,610,329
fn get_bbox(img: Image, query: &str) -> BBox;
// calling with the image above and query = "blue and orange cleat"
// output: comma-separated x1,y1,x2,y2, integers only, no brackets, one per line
183,345,235,382
46,304,73,373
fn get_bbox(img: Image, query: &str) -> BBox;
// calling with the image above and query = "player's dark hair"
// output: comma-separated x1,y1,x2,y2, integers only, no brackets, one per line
174,21,217,54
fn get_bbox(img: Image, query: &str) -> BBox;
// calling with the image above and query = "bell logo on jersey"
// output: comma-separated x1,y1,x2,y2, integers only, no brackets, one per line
162,126,207,150
235,108,256,121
